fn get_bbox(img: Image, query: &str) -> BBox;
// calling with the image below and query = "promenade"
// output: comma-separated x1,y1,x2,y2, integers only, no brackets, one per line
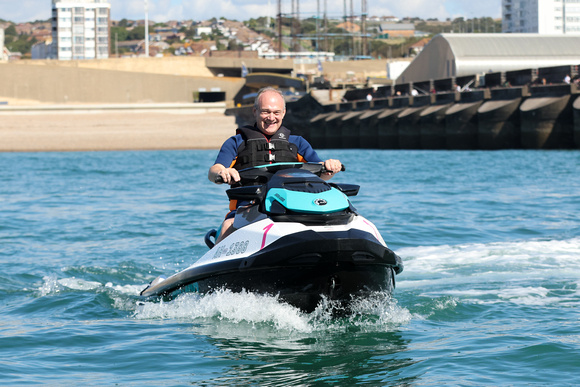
0,103,237,152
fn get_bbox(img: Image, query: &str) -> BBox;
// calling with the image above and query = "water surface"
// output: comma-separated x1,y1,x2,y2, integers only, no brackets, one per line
1,150,579,385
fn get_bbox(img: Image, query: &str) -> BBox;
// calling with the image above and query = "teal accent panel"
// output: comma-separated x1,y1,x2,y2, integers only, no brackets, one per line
265,187,349,213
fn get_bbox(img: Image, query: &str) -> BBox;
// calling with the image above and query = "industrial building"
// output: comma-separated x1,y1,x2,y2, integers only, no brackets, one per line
397,33,580,84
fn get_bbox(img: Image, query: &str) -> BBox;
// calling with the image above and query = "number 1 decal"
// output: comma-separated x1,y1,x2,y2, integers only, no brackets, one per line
261,223,274,250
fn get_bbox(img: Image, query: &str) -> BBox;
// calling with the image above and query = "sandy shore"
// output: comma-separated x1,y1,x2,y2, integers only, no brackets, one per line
0,110,238,152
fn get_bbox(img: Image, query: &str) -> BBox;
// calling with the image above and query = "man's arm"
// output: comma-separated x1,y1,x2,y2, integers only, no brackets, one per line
209,136,242,184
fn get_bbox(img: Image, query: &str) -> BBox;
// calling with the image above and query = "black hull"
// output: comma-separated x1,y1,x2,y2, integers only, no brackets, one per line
141,230,403,313
196,256,397,313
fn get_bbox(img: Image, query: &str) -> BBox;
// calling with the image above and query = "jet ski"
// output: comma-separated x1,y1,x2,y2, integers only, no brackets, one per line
140,162,403,313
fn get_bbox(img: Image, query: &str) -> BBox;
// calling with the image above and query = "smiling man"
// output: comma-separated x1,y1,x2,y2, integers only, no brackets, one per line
208,86,342,241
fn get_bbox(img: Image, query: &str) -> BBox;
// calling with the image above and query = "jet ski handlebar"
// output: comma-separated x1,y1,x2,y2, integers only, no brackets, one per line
214,162,345,184
223,162,357,204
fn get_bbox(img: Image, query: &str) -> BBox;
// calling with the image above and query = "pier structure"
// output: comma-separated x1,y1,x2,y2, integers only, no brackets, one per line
520,84,575,149
397,94,430,149
376,98,407,149
445,90,488,150
478,87,525,150
419,92,456,149
227,64,580,150
574,97,580,148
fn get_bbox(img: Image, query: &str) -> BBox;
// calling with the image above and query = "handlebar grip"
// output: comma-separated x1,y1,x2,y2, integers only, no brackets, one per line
322,164,346,173
214,175,224,184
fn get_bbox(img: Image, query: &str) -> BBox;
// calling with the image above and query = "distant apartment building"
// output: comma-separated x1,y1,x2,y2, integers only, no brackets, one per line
502,0,580,34
32,40,54,59
1,28,5,61
51,0,111,60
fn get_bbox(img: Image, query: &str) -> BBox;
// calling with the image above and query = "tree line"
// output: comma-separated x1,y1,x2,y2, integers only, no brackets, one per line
2,15,502,58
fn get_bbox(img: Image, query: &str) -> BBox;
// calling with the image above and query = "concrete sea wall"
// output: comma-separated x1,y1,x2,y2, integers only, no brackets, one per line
228,84,580,150
0,61,244,104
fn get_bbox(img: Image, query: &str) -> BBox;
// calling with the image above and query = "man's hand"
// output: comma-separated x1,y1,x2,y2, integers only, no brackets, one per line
321,159,342,180
209,164,240,184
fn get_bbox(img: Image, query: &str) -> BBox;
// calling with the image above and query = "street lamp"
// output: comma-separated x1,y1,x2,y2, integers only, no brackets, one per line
145,0,149,57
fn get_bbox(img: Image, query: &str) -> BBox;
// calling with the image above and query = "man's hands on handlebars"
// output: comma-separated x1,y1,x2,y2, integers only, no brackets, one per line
210,160,343,184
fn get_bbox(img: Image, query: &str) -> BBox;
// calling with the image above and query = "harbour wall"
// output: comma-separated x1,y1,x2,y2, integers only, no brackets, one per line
0,61,245,104
227,84,580,150
11,56,216,77
0,57,391,105
228,65,580,150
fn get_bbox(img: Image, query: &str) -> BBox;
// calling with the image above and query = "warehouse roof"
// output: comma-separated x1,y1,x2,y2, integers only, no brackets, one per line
397,33,580,83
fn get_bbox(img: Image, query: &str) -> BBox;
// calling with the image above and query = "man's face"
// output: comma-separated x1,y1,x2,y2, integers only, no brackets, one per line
253,91,286,136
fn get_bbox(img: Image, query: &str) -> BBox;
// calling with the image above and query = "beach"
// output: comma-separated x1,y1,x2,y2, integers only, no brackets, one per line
0,110,237,152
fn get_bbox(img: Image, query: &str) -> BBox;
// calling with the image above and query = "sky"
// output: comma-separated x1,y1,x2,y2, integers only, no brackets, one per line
1,0,502,24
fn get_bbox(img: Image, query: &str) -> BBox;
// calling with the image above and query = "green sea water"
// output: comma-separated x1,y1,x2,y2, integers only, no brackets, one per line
1,149,579,385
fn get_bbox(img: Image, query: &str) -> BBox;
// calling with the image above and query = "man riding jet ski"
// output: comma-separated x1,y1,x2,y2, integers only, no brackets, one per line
208,86,343,243
140,87,402,312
